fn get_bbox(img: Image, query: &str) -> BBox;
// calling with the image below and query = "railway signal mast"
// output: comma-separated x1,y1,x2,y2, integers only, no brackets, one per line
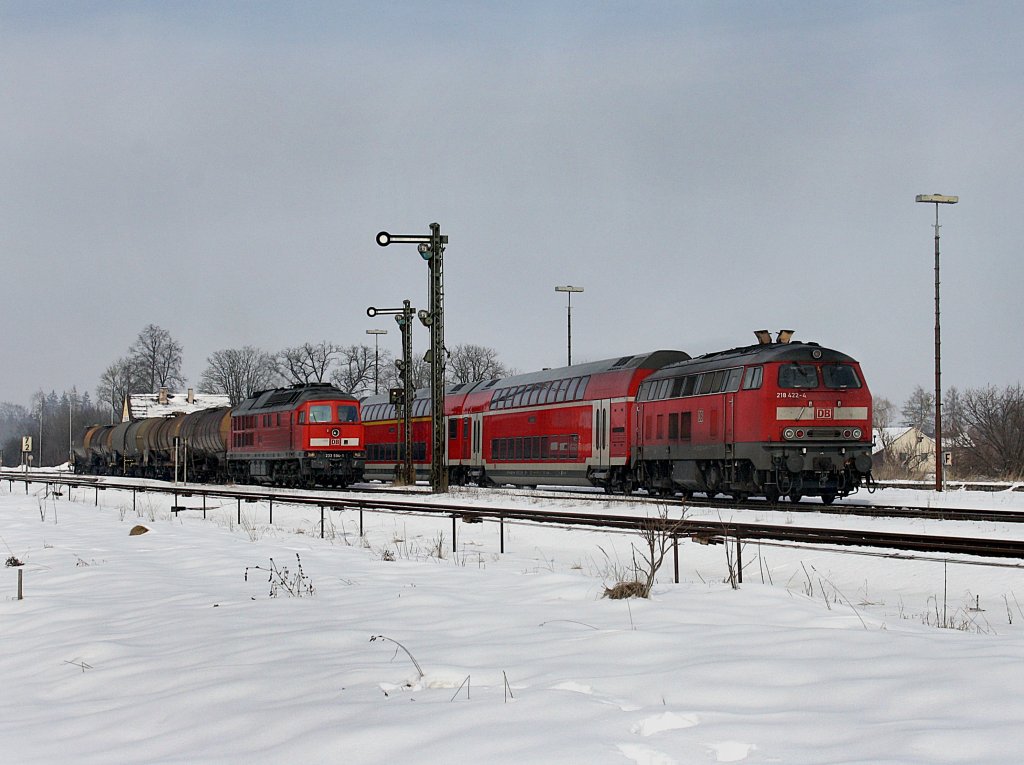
367,301,415,485
376,224,449,492
916,193,958,492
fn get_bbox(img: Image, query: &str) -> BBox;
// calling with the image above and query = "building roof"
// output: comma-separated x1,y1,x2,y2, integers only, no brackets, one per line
123,388,230,421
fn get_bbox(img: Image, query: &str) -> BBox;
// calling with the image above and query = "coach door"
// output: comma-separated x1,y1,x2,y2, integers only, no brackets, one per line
470,413,485,472
592,399,612,470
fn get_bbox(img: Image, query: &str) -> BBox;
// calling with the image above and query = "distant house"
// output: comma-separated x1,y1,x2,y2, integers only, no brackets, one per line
122,387,230,422
872,426,935,478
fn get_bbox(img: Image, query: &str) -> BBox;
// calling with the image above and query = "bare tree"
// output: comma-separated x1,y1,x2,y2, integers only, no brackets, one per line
901,385,935,435
276,342,341,384
447,344,509,385
330,344,385,395
96,356,144,422
198,346,279,406
943,386,967,447
959,384,1024,478
130,324,185,393
872,396,897,449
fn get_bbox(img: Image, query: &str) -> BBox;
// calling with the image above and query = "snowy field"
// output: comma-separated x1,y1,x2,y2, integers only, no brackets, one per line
3,479,1024,764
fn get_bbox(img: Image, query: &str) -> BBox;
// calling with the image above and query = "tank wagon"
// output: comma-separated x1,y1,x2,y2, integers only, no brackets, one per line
74,383,365,489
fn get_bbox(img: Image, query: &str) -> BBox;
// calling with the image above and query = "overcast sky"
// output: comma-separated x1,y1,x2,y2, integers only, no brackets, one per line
2,1,1022,409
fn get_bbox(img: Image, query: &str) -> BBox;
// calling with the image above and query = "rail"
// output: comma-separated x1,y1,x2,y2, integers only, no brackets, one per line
6,473,1024,587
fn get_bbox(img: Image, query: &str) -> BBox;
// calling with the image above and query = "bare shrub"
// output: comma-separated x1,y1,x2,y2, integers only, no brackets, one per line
244,554,315,597
603,504,686,599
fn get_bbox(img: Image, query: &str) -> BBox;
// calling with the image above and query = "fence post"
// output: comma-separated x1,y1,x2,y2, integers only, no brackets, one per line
18,568,24,600
500,515,505,554
237,498,241,525
736,536,743,584
673,535,679,584
452,514,457,551
320,506,325,539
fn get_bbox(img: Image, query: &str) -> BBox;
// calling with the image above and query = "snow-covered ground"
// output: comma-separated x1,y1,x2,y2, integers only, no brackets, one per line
3,480,1024,764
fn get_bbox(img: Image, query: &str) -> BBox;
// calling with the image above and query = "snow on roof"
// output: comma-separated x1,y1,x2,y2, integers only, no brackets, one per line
125,390,230,420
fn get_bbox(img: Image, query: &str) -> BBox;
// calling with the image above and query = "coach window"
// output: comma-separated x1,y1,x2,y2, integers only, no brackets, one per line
682,375,698,397
298,411,306,424
513,386,525,406
668,412,679,440
657,379,671,400
778,364,819,389
742,366,763,390
725,368,743,392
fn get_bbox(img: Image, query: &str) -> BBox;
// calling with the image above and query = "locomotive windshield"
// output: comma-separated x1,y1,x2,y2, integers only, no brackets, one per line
778,364,819,389
307,404,358,423
822,364,862,389
308,405,333,423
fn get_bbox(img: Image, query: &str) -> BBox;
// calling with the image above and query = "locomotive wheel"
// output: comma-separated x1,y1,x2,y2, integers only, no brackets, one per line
765,488,780,504
789,492,803,504
821,493,836,505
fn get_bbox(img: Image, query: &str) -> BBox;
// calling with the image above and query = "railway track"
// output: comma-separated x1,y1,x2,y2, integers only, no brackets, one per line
358,482,1024,526
5,470,1024,525
6,472,1024,564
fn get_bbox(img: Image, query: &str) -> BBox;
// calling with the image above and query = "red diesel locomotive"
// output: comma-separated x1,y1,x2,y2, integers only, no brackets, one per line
632,334,873,503
361,333,874,502
74,383,365,488
227,383,364,487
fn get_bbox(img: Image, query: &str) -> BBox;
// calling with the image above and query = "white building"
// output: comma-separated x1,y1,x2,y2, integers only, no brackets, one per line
872,426,936,479
122,388,230,422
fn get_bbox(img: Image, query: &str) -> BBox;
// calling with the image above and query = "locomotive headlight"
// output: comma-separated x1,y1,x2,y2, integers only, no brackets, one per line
783,428,796,440
852,428,862,439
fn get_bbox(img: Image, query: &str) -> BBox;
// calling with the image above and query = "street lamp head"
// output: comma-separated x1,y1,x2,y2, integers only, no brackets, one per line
555,285,584,293
916,194,959,204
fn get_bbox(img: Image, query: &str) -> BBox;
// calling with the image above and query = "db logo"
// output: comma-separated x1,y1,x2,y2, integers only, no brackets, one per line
815,408,833,419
